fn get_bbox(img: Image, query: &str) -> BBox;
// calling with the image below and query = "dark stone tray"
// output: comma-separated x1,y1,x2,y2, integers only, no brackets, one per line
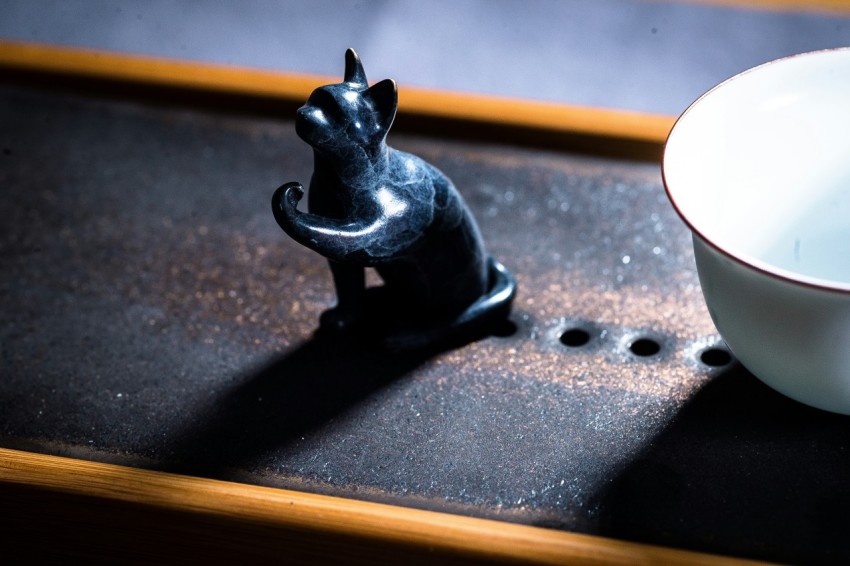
1,85,848,564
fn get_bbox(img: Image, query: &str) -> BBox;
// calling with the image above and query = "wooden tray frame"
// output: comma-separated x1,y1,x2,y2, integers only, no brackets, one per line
0,40,759,564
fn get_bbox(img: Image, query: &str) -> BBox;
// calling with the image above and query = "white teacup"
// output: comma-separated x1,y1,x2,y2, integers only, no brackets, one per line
663,48,850,414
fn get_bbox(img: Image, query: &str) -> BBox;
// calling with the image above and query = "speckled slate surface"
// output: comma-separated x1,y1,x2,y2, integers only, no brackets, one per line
2,86,849,564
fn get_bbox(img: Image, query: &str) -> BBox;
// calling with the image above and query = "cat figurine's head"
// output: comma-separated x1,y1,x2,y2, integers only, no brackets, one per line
295,49,398,157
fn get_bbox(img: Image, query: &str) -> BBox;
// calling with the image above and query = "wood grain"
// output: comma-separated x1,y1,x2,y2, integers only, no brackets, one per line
685,0,850,14
0,447,765,564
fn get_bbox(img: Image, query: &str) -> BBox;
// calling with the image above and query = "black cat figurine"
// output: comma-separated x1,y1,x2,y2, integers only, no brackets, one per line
272,48,516,348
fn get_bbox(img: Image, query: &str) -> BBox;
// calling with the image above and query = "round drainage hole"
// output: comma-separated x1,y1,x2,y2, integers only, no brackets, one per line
491,319,518,338
629,338,661,357
700,347,732,367
560,328,591,347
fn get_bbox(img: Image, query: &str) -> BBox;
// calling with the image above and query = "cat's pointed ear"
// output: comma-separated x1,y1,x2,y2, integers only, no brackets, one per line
367,78,398,130
343,48,368,86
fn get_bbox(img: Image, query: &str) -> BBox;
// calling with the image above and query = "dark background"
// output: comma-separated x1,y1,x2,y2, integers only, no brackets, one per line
2,0,850,115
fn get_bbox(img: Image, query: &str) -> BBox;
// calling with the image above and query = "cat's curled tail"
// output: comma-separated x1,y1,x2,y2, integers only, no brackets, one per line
387,255,517,351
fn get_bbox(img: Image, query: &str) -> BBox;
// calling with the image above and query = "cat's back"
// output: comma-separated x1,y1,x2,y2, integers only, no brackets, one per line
387,148,480,242
388,148,462,206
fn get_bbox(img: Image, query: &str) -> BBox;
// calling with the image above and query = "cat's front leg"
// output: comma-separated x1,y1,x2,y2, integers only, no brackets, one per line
272,183,367,335
320,260,366,334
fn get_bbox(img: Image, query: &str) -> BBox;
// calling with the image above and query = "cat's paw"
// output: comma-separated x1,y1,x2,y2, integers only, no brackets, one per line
272,182,305,232
283,181,305,208
319,306,361,335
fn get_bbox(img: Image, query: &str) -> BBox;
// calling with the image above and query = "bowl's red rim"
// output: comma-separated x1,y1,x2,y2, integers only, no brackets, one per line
662,47,850,296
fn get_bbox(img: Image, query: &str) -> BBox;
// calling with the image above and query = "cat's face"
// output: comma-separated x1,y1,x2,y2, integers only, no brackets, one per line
295,49,397,157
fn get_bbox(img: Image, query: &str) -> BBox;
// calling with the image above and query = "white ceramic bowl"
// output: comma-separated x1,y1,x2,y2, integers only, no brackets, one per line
663,48,850,414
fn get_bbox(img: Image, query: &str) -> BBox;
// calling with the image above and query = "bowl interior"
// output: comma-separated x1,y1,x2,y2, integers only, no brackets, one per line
664,48,850,291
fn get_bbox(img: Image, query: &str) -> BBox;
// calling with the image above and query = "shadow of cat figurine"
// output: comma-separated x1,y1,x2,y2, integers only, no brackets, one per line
272,48,516,349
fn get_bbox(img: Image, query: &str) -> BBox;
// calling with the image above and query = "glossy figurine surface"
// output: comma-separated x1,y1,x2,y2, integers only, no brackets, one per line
272,48,516,348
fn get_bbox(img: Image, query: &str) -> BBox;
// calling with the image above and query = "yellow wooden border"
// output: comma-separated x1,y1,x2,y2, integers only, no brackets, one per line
0,41,767,563
681,0,850,14
0,448,764,564
0,39,674,159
